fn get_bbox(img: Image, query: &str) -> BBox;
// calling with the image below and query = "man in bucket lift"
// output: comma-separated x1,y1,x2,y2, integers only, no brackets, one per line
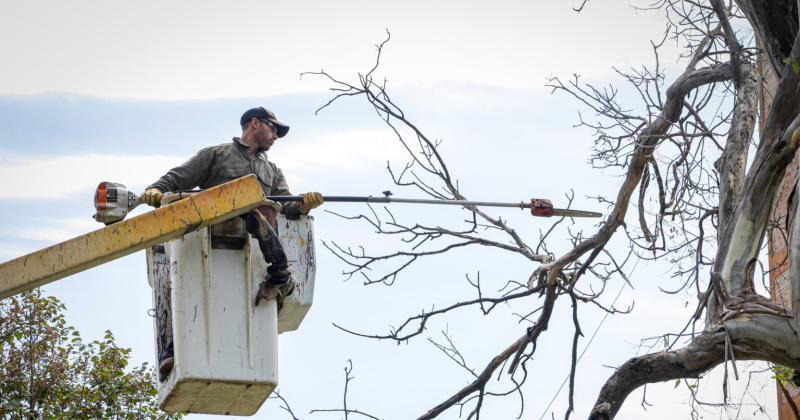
143,107,323,380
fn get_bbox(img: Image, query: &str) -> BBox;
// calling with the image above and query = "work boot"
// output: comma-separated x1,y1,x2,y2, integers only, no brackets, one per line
157,345,175,382
158,356,174,382
255,275,296,308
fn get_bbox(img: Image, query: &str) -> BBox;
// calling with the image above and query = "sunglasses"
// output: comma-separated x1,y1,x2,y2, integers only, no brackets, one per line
259,119,277,130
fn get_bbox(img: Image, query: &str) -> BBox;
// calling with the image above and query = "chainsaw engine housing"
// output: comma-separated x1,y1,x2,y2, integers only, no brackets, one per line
93,182,141,225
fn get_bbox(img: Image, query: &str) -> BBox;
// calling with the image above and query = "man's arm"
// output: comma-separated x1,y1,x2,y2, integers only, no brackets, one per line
149,148,215,191
143,148,215,206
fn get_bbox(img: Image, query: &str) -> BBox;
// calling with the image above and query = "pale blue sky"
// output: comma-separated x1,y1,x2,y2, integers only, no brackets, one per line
0,1,778,419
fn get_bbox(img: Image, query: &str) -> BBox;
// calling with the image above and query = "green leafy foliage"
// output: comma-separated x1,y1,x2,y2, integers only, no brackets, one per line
782,56,800,75
0,290,180,419
773,365,796,387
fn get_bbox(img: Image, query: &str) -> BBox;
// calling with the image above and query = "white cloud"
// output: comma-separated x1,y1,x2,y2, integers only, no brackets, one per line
0,1,677,100
1,218,98,244
277,128,405,173
403,82,521,108
0,242,34,263
0,153,186,200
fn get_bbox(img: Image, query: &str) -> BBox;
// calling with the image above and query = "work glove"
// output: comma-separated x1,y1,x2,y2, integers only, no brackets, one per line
300,192,324,213
143,188,163,207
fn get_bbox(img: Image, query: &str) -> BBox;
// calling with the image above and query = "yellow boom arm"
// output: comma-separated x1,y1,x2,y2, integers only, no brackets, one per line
0,175,266,300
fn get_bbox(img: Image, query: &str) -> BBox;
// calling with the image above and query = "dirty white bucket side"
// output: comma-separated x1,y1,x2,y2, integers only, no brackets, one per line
157,227,279,415
249,214,315,333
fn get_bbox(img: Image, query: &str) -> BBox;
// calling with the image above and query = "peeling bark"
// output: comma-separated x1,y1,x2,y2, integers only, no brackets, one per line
713,32,800,304
589,314,800,419
718,64,758,232
589,332,725,420
790,179,800,334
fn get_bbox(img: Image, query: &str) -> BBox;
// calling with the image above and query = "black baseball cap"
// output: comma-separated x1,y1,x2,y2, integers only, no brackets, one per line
240,107,290,138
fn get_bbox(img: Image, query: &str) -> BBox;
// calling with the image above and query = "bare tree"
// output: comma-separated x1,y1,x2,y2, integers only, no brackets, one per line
304,1,800,418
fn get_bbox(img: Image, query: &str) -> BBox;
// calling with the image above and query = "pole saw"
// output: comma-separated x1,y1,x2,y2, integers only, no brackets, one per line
262,194,602,218
92,182,603,225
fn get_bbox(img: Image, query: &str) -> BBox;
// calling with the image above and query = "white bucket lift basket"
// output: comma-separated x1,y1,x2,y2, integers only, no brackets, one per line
146,210,315,415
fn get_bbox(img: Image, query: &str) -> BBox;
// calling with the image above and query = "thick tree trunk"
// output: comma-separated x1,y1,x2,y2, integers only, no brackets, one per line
734,0,798,75
713,32,800,308
591,18,800,420
790,180,800,332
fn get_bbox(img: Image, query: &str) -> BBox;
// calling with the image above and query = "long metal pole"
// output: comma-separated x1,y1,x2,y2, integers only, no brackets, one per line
267,195,529,209
264,195,603,218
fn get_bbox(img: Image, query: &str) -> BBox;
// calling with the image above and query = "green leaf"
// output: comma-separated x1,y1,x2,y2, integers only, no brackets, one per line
0,291,165,417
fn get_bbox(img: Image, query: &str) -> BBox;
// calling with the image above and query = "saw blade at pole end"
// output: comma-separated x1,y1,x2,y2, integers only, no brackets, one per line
549,208,603,218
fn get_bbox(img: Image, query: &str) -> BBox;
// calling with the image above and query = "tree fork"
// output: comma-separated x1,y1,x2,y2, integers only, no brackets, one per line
589,314,800,419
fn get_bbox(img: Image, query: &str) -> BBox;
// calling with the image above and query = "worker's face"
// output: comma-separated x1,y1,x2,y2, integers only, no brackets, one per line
252,118,278,151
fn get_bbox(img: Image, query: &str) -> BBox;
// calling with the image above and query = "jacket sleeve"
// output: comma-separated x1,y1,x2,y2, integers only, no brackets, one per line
147,148,215,192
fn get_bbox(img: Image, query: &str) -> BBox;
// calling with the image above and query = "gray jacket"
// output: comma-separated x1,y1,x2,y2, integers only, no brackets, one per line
148,137,302,217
